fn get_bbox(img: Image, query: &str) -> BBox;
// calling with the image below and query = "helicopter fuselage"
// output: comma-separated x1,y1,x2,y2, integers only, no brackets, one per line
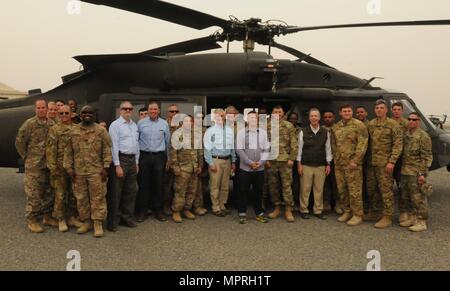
1,52,449,171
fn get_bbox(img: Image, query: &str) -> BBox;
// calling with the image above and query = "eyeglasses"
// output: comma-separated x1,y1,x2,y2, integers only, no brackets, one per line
169,110,179,113
121,107,133,111
408,118,420,121
59,112,71,115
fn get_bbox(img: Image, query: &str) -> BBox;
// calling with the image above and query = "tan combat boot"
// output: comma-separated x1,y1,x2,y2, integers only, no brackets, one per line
183,210,196,220
374,216,392,229
27,218,44,233
337,212,352,222
409,219,427,232
67,216,83,228
93,220,104,238
285,206,295,223
76,220,92,234
363,211,382,222
400,214,416,227
58,219,69,232
399,212,409,224
43,213,58,227
346,215,363,226
172,212,182,223
268,206,281,219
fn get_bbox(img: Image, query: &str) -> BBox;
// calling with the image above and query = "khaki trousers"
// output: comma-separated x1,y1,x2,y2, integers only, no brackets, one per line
208,158,231,213
300,165,326,214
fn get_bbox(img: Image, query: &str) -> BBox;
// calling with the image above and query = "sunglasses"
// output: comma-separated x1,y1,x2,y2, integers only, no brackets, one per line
408,118,420,121
121,107,133,111
169,110,179,113
59,112,71,115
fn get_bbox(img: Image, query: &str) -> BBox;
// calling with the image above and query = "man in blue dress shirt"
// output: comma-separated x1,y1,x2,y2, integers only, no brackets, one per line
204,108,236,216
107,101,140,232
136,102,170,222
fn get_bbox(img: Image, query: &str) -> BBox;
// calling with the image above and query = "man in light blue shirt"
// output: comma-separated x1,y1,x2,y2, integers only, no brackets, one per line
107,101,140,231
136,102,170,222
204,108,236,216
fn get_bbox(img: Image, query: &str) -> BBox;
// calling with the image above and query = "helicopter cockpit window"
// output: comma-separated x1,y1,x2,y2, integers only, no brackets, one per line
389,99,435,131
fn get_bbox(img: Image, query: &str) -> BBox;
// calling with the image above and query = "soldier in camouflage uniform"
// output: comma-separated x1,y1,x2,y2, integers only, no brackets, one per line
391,102,410,223
63,105,112,238
170,115,203,223
266,105,298,222
288,112,302,212
399,112,433,232
355,106,370,213
15,99,58,233
163,104,180,216
331,105,368,226
47,101,59,124
192,112,208,216
366,99,403,229
46,105,81,232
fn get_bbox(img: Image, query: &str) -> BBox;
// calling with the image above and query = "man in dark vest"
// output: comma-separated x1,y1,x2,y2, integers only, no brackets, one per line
297,108,332,220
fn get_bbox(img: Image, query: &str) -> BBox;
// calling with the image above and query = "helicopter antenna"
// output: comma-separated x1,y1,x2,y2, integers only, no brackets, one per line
359,77,384,89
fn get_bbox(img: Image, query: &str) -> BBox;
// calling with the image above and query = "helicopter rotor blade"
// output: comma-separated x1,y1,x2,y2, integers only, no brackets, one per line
285,19,450,33
272,41,333,69
142,36,221,55
81,0,229,30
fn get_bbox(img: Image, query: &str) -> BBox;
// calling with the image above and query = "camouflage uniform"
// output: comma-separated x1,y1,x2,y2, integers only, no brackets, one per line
331,118,368,216
400,128,432,219
367,118,403,216
170,130,203,212
15,117,55,219
193,126,208,210
361,120,370,211
63,123,112,221
46,123,77,220
394,117,409,211
163,124,178,212
267,118,298,207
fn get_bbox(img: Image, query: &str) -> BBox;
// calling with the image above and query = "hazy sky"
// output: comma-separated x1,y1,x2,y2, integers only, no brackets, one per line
1,0,449,115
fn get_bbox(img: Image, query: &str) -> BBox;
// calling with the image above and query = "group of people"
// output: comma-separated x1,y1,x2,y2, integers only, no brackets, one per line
15,97,433,238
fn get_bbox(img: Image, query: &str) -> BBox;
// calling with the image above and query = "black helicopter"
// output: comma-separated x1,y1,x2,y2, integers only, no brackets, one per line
0,0,449,172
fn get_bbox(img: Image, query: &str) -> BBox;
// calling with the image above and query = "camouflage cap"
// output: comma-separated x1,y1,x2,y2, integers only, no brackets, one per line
420,182,433,197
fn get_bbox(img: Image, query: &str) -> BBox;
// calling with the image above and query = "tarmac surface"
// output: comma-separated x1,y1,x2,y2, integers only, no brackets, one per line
0,167,449,271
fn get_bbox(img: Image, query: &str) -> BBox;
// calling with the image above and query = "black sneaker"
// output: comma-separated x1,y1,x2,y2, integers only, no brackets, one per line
239,216,247,224
155,212,167,222
120,219,137,228
135,212,147,223
255,215,268,223
107,226,118,232
300,213,311,220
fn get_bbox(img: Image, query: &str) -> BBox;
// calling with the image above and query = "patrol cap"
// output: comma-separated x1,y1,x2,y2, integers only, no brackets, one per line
420,182,433,197
375,99,387,106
